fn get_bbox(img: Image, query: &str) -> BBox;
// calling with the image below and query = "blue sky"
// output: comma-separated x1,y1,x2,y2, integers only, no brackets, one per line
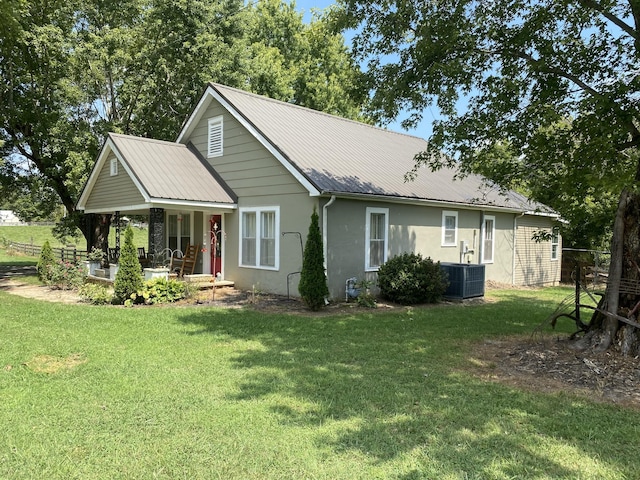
293,0,439,139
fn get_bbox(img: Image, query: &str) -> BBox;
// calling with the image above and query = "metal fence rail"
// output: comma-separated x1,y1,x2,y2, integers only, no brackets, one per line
8,241,88,263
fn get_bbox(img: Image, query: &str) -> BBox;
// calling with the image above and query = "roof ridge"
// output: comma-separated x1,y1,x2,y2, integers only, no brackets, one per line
109,132,185,148
209,83,427,142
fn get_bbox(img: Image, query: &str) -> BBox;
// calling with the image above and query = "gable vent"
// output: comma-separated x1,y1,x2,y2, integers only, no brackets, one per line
207,116,223,158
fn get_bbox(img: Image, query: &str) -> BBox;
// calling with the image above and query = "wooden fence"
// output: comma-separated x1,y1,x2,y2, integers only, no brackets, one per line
8,242,88,263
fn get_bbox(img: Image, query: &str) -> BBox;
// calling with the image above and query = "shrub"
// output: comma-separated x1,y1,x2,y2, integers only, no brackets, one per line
79,283,113,305
356,279,377,308
45,260,87,290
377,252,448,305
127,278,187,306
37,240,56,282
298,208,329,311
113,225,143,304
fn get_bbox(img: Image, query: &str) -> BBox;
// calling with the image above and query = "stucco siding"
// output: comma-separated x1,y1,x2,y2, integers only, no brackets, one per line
187,101,307,198
84,154,145,211
514,215,561,286
323,199,522,299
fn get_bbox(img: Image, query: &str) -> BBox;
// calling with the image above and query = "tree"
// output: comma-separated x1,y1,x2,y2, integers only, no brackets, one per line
113,225,143,304
299,208,329,311
334,1,640,353
1,0,366,247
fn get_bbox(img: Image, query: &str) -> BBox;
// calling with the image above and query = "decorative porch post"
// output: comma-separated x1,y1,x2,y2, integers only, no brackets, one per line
148,208,165,265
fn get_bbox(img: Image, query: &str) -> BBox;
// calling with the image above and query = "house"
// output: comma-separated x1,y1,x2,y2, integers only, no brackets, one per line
77,83,561,298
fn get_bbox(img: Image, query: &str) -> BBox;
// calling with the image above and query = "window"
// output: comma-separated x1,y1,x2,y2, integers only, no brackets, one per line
239,207,279,270
365,207,388,271
482,215,495,263
207,116,223,158
168,213,191,253
110,158,118,176
551,227,560,260
442,211,458,246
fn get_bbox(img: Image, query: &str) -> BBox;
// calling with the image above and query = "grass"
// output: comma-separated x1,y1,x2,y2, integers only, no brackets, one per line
0,224,148,249
1,258,639,478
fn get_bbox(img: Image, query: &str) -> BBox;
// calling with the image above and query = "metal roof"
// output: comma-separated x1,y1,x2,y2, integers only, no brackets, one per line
109,133,236,205
211,83,553,213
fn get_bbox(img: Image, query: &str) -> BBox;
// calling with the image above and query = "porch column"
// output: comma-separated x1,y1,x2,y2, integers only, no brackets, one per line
148,207,165,262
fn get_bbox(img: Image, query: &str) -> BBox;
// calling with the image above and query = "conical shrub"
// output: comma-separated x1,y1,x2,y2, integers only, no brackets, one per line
113,225,143,304
298,208,329,310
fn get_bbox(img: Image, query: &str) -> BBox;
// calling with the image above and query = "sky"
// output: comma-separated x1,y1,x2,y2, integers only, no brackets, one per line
293,0,440,140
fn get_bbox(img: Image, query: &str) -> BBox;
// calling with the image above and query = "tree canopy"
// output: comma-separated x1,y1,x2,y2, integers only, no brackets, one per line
0,0,366,233
333,0,640,248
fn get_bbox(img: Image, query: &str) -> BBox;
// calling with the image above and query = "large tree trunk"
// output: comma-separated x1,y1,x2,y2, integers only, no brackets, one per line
585,188,640,356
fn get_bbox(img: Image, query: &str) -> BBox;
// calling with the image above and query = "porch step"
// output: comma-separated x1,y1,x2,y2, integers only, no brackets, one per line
183,274,235,289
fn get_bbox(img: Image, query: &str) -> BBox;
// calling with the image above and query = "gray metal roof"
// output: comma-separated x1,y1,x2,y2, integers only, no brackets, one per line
109,133,236,205
211,83,553,213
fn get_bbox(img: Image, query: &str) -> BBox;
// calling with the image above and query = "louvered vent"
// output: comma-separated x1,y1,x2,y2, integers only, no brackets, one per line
207,116,223,157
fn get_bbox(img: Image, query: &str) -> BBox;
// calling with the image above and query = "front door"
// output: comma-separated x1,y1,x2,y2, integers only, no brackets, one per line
210,215,222,276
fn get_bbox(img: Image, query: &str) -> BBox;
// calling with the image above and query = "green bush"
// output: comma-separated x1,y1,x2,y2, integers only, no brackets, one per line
45,260,86,290
79,283,113,305
298,208,329,311
113,225,143,304
127,278,187,306
377,252,448,305
37,240,56,282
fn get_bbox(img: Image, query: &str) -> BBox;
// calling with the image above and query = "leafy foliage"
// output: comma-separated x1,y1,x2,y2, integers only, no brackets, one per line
333,0,640,248
43,260,87,290
36,240,56,282
298,208,329,310
113,225,143,304
78,283,113,305
377,253,447,305
127,278,187,306
1,0,366,241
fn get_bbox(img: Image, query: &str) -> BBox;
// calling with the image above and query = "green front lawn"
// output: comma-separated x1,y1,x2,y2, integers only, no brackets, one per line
0,281,638,479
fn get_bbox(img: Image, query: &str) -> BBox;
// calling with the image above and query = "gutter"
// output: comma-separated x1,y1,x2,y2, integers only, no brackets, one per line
322,195,337,278
512,211,526,285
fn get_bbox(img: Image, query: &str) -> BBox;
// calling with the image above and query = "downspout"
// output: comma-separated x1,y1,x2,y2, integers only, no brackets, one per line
322,195,337,281
512,211,526,285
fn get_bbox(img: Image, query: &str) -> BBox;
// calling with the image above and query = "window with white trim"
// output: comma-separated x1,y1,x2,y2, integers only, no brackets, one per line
239,207,279,269
442,211,458,246
482,215,495,263
168,213,191,253
207,116,223,158
110,158,118,176
551,227,560,260
365,207,389,271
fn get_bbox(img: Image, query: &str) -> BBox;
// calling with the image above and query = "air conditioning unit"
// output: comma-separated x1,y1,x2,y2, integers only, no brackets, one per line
440,263,485,299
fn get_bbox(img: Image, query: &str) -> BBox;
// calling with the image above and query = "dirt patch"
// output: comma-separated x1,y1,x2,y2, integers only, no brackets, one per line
0,278,82,304
466,334,640,409
23,353,87,374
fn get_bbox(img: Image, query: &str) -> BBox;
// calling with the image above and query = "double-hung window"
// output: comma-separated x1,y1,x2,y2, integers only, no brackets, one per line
365,207,389,271
482,215,495,263
240,207,279,270
551,227,560,260
442,211,458,246
168,213,191,253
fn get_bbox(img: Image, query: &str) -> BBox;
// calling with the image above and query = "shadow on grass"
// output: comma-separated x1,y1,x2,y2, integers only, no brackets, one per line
177,298,637,477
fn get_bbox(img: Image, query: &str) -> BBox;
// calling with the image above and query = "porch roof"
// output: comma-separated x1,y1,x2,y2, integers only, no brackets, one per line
77,133,237,214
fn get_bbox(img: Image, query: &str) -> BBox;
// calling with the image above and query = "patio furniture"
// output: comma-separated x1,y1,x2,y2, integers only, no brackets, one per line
179,243,199,277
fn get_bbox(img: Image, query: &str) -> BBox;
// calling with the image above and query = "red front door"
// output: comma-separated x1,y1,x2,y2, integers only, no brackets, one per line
210,215,222,276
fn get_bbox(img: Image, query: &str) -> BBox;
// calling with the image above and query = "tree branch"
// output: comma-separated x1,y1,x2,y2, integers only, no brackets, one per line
506,50,640,147
577,0,638,41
